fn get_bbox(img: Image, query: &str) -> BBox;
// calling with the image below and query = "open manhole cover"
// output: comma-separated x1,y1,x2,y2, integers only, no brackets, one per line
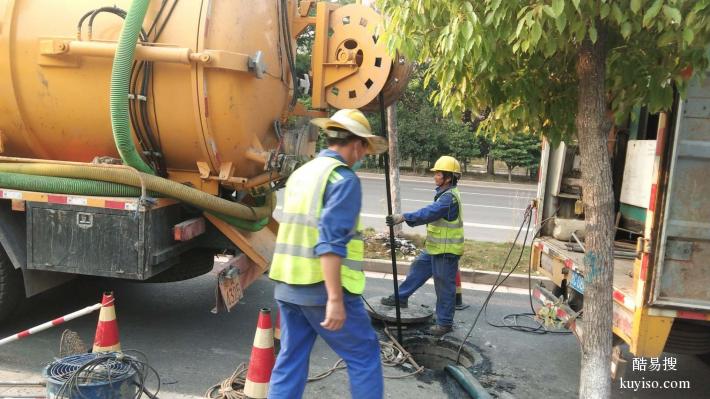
404,336,478,369
366,296,434,324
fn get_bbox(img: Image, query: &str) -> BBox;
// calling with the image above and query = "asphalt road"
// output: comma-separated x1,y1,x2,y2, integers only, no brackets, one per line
276,173,537,243
1,271,707,398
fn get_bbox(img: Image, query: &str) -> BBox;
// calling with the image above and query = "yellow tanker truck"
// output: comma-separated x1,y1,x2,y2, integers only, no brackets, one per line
0,0,406,321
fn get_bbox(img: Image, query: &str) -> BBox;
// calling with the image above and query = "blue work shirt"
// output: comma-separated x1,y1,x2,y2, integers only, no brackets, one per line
403,185,460,227
274,149,362,306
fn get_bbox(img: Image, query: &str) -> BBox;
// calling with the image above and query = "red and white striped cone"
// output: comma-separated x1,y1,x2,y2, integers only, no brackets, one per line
92,292,121,353
244,308,275,398
455,270,469,310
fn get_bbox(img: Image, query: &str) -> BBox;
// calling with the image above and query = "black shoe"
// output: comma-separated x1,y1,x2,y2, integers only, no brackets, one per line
428,325,452,336
380,295,408,308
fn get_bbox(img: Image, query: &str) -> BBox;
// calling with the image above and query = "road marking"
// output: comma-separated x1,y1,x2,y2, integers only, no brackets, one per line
276,209,531,231
402,198,527,210
360,212,531,231
412,187,535,199
360,174,537,191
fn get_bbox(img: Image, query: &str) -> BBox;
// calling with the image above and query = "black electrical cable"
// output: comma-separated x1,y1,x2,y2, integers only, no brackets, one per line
126,0,177,176
279,0,299,106
455,205,570,364
87,7,148,41
55,351,160,399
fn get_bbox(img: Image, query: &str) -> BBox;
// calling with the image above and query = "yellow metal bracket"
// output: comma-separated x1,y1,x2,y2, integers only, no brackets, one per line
204,213,277,272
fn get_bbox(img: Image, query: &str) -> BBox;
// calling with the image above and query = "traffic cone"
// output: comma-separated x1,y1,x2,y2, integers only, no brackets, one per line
455,271,469,310
244,308,275,398
93,292,121,352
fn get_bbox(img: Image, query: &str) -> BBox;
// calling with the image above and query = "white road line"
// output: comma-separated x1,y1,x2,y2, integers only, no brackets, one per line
402,198,527,210
360,174,537,191
413,187,535,199
360,212,531,231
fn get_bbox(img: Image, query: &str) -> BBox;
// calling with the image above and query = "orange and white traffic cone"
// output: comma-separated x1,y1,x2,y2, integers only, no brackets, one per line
243,308,275,398
92,292,121,353
455,271,469,310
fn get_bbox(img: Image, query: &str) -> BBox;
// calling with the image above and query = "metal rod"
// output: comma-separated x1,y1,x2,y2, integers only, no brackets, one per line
377,92,403,343
0,303,102,347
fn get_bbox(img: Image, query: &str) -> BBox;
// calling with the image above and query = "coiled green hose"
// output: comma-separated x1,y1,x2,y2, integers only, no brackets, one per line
0,163,274,221
110,0,154,174
0,171,141,197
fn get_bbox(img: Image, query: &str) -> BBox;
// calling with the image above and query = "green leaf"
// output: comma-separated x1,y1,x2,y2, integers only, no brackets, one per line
531,21,543,46
600,4,610,19
657,31,675,47
683,27,695,45
611,4,624,24
662,6,682,25
552,0,565,17
631,0,642,14
463,20,474,40
464,1,473,13
555,12,567,33
589,25,598,43
515,17,526,37
621,21,632,39
643,0,663,28
571,0,581,13
543,5,556,19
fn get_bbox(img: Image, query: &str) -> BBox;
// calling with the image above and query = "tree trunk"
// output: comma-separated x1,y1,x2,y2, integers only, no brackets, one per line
576,24,615,399
507,166,513,182
486,155,495,175
387,104,402,236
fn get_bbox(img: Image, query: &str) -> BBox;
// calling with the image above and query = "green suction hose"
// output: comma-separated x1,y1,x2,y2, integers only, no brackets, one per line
110,0,154,174
0,163,274,221
0,172,141,197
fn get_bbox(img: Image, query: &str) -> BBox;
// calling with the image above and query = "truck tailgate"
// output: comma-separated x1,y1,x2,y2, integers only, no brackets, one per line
651,78,710,311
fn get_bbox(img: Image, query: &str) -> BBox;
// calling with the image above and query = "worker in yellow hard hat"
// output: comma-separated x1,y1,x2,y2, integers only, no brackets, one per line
383,155,464,336
269,108,387,399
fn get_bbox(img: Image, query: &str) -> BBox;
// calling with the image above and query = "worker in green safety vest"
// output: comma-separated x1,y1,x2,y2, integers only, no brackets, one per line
382,155,464,336
268,108,388,399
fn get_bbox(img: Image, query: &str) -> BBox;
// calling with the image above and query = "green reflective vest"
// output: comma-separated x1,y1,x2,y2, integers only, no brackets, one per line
269,156,366,294
425,187,464,255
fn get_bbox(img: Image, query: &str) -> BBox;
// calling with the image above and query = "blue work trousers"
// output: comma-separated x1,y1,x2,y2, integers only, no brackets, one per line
397,251,459,326
268,296,383,399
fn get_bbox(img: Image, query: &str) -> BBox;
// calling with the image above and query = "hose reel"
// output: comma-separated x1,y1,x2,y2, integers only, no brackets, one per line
310,4,411,111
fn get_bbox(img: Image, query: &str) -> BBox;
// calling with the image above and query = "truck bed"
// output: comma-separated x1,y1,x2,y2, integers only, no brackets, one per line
536,237,636,310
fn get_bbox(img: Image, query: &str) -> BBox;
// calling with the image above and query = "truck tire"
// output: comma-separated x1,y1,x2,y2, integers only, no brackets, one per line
664,320,710,354
0,247,23,322
145,249,216,283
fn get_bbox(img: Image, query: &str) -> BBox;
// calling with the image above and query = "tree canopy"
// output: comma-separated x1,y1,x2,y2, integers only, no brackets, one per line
377,0,710,143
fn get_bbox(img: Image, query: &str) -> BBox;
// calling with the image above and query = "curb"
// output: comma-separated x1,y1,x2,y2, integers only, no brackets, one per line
364,258,549,290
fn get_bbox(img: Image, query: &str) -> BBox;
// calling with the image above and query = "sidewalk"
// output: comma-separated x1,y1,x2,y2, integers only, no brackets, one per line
364,259,547,292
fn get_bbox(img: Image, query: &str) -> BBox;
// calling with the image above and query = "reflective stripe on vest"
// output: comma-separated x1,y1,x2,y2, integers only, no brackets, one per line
425,187,465,255
269,156,366,294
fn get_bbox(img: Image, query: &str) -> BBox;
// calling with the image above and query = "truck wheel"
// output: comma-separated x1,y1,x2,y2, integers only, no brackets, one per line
664,320,710,354
0,247,23,322
145,249,216,283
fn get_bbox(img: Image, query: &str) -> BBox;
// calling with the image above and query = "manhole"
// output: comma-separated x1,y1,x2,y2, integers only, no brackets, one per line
365,296,433,324
404,336,478,369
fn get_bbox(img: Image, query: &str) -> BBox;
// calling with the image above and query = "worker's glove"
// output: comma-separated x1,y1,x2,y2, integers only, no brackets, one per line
386,214,405,226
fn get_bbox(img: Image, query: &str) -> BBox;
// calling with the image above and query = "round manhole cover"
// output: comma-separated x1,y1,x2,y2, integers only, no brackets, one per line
365,296,434,324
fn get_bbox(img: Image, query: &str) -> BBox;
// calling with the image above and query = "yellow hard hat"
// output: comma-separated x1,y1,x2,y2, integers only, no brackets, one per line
310,109,388,154
431,155,461,174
